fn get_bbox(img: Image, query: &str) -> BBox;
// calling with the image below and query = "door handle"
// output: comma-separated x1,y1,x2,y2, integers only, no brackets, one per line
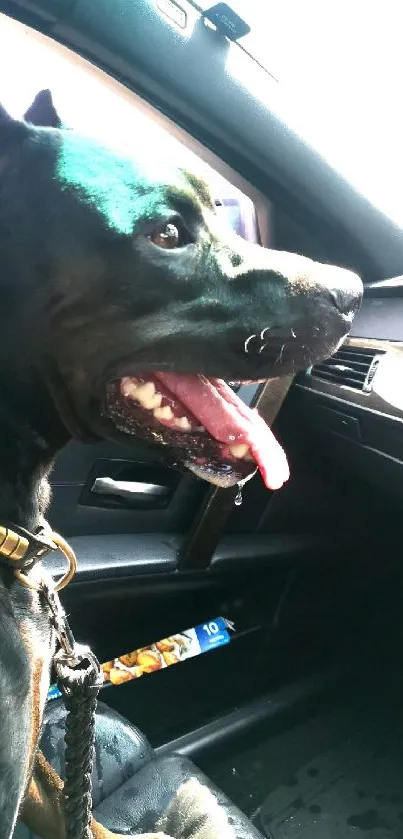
91,477,171,503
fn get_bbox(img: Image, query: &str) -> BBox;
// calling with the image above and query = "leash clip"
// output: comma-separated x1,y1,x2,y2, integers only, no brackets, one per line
41,579,102,688
15,531,77,592
40,579,77,662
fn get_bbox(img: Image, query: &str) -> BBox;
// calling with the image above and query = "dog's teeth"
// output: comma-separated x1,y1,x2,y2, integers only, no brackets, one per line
154,406,174,421
135,382,162,410
136,381,155,398
229,443,250,459
175,416,192,431
121,378,163,410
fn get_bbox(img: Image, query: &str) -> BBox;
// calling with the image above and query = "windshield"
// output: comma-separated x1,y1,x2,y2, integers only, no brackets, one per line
199,0,403,228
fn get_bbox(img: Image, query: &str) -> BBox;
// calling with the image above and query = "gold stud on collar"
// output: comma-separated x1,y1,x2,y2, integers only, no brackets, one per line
0,526,29,561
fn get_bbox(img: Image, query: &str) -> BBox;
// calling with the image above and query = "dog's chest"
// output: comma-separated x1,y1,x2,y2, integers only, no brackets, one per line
6,570,56,769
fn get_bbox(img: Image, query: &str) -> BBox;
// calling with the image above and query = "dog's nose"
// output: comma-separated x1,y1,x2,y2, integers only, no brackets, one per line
324,268,363,317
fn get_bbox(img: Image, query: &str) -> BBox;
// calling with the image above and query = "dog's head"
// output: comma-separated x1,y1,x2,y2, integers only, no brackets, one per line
0,91,362,490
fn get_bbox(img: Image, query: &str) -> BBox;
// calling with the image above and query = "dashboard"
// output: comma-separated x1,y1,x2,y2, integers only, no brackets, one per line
294,277,403,498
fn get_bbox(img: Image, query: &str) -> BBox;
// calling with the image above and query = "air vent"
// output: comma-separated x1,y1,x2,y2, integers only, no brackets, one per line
309,346,385,392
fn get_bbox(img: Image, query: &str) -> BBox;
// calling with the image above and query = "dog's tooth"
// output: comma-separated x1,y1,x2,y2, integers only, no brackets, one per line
121,378,139,398
135,381,155,402
151,394,163,408
154,406,174,421
134,381,163,410
229,443,250,459
175,416,192,431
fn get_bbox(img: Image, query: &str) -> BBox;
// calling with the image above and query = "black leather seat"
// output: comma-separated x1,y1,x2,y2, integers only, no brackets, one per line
15,700,264,838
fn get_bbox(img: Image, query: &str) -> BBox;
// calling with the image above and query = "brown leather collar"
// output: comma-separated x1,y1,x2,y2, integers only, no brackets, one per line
0,522,77,592
0,522,57,571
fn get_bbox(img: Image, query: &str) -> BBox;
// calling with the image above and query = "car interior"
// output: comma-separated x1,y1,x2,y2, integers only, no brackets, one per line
3,1,403,837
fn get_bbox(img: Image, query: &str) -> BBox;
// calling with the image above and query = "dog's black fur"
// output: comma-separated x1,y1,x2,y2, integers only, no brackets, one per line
0,91,362,839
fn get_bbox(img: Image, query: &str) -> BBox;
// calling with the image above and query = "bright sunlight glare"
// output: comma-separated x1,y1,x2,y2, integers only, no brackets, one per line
1,4,403,226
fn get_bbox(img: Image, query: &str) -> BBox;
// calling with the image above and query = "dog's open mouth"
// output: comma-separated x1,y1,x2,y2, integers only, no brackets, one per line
104,373,289,490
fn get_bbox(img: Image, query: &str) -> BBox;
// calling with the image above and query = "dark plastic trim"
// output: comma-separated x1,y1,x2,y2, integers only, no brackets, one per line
156,672,325,760
211,533,320,571
47,533,180,580
46,532,322,582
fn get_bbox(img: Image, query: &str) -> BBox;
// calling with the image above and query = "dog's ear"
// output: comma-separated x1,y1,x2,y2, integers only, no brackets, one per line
24,89,62,128
0,104,12,123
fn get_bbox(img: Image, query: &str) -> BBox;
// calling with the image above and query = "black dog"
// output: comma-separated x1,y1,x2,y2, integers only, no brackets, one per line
0,89,362,839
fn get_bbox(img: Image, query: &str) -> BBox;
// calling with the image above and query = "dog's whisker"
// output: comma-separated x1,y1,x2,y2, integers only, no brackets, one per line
275,343,286,366
244,334,257,354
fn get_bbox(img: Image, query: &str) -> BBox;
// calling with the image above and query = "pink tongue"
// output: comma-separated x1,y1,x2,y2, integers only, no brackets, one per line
155,373,289,491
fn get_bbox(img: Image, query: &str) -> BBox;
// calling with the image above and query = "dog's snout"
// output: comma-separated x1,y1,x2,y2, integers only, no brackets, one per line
323,268,363,317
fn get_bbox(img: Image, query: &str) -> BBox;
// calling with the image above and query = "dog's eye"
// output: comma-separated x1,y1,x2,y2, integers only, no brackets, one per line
150,223,183,249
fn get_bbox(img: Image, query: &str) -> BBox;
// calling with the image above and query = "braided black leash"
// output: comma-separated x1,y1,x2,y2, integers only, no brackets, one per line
41,581,103,839
56,656,102,839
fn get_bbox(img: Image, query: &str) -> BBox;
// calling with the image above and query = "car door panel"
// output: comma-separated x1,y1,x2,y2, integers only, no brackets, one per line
50,440,207,536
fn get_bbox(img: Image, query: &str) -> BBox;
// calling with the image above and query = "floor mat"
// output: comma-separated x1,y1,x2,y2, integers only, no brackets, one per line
209,675,403,837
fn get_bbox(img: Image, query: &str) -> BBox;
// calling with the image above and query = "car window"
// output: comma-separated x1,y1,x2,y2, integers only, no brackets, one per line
0,13,258,244
198,0,403,228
